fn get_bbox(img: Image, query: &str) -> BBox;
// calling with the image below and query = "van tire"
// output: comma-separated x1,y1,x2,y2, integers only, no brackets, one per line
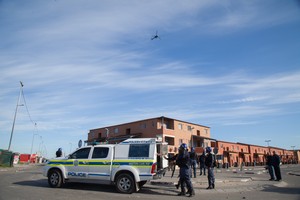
48,169,63,188
116,173,135,194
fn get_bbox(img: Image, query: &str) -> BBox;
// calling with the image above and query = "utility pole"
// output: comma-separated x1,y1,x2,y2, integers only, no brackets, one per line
29,123,38,163
8,81,24,151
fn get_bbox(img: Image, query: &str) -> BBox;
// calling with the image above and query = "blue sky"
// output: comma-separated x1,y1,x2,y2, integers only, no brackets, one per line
1,0,300,158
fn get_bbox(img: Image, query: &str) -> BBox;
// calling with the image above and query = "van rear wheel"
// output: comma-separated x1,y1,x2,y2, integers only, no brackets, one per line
116,173,135,194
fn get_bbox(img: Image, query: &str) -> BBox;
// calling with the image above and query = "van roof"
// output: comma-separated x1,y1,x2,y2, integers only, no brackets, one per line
120,138,156,144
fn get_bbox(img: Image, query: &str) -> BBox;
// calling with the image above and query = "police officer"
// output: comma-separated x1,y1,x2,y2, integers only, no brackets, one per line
189,147,198,178
199,151,206,176
205,146,215,189
176,143,195,197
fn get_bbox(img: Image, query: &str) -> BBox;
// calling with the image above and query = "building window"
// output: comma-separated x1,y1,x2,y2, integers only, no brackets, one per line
187,125,192,131
114,128,119,134
140,123,146,129
178,123,183,130
165,136,175,145
205,129,208,134
221,144,223,148
197,130,200,136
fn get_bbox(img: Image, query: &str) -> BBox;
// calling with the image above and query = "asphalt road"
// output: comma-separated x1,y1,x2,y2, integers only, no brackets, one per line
0,164,299,200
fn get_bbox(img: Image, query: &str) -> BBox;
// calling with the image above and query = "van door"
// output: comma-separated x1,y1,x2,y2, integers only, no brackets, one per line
66,147,91,179
88,146,113,181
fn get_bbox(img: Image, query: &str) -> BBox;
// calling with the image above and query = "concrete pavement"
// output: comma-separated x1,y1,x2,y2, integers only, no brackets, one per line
149,165,298,193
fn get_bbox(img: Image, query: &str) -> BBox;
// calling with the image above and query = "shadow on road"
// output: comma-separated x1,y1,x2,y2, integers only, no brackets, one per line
262,185,300,195
13,180,176,196
14,179,48,188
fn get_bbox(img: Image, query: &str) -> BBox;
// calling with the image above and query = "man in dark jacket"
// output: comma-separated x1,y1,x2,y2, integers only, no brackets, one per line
199,152,206,176
176,143,195,197
266,152,275,180
272,151,282,181
205,146,215,189
189,147,198,178
56,148,62,157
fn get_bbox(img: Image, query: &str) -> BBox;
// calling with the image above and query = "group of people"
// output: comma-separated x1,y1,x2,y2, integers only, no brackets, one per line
190,146,216,189
266,151,282,181
165,144,216,197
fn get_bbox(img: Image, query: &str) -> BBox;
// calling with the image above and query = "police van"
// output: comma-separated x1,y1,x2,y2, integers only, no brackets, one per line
43,138,165,193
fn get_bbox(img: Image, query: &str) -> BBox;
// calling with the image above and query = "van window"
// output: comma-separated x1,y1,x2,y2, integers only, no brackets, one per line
92,147,109,158
70,147,91,159
128,144,150,158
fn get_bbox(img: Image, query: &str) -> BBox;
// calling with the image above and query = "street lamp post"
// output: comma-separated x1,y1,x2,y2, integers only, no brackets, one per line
8,81,24,151
291,146,295,150
265,140,271,147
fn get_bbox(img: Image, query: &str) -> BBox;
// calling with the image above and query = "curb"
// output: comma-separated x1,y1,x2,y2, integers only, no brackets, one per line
287,172,300,176
150,177,252,186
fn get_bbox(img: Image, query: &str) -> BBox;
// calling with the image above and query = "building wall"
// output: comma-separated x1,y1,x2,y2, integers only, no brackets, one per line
87,116,297,167
217,141,250,167
88,116,211,154
248,144,270,165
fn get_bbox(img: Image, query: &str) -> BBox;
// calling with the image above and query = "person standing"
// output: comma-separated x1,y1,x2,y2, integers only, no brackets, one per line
189,147,198,178
272,151,282,181
199,151,206,176
56,148,62,158
205,146,215,189
266,152,275,180
176,143,195,197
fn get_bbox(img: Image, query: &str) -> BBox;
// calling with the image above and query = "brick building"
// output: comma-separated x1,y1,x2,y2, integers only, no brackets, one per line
87,116,298,167
216,141,251,167
87,116,214,155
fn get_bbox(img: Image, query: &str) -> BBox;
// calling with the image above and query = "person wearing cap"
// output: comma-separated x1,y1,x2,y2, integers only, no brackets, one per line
205,146,215,189
176,143,195,197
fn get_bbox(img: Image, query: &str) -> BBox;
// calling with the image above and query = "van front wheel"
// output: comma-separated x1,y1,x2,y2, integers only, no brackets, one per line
48,169,63,188
116,173,135,194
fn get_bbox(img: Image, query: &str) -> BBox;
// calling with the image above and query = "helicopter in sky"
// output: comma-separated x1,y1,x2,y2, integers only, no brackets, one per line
151,30,160,40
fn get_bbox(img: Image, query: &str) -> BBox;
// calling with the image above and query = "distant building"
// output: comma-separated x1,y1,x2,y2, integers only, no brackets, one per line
87,116,214,155
87,116,298,167
216,141,250,167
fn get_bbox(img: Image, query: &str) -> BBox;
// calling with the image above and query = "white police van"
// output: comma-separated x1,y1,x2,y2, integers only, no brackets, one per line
43,138,163,193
